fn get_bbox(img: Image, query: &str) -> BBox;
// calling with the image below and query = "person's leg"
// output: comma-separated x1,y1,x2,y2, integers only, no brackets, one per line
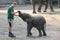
44,0,48,12
50,0,54,12
9,21,12,33
8,19,16,37
38,0,43,12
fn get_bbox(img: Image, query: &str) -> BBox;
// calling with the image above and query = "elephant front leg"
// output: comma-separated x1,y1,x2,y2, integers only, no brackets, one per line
27,23,33,37
32,0,36,13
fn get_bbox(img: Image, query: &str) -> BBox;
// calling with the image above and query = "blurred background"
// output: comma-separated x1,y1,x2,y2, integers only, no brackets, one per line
0,0,59,5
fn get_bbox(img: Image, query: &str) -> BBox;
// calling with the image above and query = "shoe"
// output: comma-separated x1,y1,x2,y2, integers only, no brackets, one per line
9,32,16,38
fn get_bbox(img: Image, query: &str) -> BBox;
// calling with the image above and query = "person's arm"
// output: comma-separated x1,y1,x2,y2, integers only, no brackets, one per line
11,12,18,15
13,11,20,16
13,11,19,16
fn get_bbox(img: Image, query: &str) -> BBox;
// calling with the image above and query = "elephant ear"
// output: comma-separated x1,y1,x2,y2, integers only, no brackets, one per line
22,13,30,19
25,18,32,23
23,13,33,22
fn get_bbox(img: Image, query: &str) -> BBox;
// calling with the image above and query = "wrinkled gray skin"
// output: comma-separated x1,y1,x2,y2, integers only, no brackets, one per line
18,11,47,37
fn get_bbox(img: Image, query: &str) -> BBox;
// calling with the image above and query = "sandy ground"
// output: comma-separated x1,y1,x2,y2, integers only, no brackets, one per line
0,5,60,40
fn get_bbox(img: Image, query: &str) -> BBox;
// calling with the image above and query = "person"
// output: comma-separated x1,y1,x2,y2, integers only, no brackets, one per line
7,2,18,38
44,0,54,12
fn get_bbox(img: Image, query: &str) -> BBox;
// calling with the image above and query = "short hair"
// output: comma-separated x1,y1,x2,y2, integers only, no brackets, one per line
13,2,17,5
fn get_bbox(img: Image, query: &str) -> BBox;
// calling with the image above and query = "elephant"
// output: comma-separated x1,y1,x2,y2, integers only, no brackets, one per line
32,0,54,13
32,0,45,13
32,0,37,13
18,11,47,37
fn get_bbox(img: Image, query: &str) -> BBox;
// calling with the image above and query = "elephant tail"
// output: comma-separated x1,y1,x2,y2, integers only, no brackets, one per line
44,22,46,31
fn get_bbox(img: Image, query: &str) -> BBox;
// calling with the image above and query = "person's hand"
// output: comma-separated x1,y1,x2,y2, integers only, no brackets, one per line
15,11,18,13
14,11,19,16
11,11,18,14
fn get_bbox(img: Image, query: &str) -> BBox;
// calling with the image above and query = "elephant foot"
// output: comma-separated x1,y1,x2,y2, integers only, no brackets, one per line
43,10,47,12
27,33,32,37
38,34,42,37
38,35,42,37
27,34,32,37
33,11,36,13
38,10,41,13
43,34,47,36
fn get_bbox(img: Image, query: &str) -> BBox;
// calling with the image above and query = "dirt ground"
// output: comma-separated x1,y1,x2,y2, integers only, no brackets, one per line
0,5,60,40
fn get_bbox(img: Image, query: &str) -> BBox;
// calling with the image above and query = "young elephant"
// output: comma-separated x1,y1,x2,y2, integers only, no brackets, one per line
18,11,47,37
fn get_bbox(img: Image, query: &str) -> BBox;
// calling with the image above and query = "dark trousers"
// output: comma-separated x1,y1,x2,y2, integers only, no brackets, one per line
44,0,54,11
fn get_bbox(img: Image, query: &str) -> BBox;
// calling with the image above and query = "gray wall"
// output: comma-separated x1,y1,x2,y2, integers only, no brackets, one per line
0,0,31,5
0,0,24,5
0,0,9,4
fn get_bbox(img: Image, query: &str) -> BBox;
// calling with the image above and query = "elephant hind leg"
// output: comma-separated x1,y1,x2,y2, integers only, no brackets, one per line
42,24,47,36
36,27,42,37
42,29,47,36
